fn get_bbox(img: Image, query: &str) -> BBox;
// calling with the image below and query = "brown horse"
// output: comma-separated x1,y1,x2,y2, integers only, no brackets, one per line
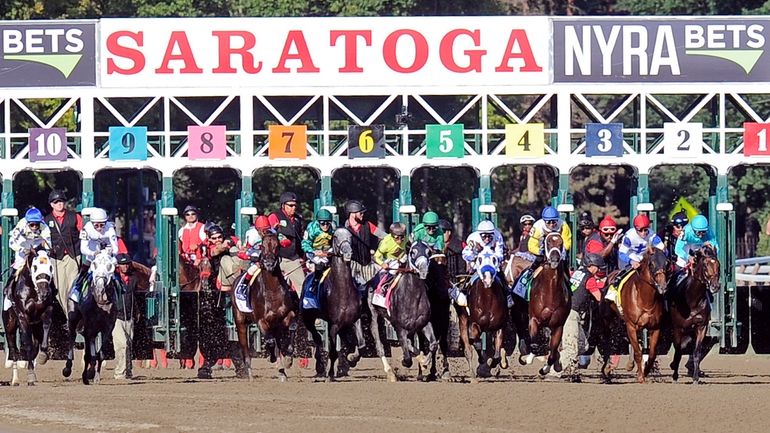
528,232,571,377
232,232,297,381
669,244,720,384
176,249,214,367
457,246,509,380
605,246,669,383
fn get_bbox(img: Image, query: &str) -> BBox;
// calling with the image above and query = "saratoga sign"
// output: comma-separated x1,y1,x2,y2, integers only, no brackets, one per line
99,17,550,88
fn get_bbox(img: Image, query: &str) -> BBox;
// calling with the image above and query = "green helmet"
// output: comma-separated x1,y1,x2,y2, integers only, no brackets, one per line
422,211,439,225
315,209,333,221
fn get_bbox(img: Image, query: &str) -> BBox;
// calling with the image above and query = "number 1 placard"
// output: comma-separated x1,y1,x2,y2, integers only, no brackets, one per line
426,124,464,158
268,125,307,159
109,126,148,161
744,122,770,156
188,125,226,160
663,122,702,157
29,127,68,162
505,123,545,158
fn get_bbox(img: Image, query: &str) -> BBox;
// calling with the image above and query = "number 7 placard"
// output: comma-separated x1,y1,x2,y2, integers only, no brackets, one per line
268,125,307,159
505,123,545,158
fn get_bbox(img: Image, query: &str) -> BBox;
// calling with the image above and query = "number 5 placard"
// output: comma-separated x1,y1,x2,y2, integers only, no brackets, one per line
505,123,545,158
29,127,68,162
426,124,464,158
109,126,148,161
268,125,307,159
188,125,226,160
663,122,702,157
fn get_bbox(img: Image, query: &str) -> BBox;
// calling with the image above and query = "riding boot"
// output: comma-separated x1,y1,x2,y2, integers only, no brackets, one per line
69,263,91,303
2,274,13,311
447,284,468,307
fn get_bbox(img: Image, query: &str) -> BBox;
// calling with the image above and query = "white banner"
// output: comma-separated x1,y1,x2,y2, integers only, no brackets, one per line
99,17,551,88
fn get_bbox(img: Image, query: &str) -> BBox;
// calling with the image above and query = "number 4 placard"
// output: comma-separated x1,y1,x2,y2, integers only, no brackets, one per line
664,122,702,157
268,125,307,159
505,123,545,158
188,125,226,160
426,124,464,158
743,122,770,156
29,128,68,162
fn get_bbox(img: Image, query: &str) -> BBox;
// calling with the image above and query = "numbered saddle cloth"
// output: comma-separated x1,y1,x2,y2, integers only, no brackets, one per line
607,269,636,309
234,270,261,313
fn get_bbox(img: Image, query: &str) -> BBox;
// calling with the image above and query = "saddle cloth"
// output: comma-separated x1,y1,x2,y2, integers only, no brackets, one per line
512,266,543,301
234,269,262,313
607,269,636,309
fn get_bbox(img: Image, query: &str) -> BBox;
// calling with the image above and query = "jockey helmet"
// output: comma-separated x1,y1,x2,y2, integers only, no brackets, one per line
422,211,439,225
207,224,224,237
90,208,108,223
254,215,271,230
389,222,406,237
633,214,651,230
672,212,689,226
477,220,495,234
116,253,132,265
438,219,453,231
598,215,617,233
279,192,297,205
579,211,594,229
48,190,67,203
584,253,606,269
541,206,559,221
183,205,198,215
315,209,333,221
25,207,43,223
691,214,709,231
519,214,535,224
345,200,366,214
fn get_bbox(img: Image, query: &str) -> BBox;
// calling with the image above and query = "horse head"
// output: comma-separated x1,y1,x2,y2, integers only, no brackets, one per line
28,250,54,303
90,249,116,307
408,241,431,279
695,245,721,294
474,246,500,289
198,250,213,290
644,246,669,295
260,230,280,272
544,232,564,268
332,227,353,262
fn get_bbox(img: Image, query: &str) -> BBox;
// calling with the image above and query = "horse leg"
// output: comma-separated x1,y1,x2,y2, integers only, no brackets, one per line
19,321,36,386
62,309,79,378
670,327,683,383
368,302,396,382
327,323,340,381
276,327,288,383
303,312,325,379
234,313,252,380
643,328,661,380
82,336,92,385
625,322,645,383
418,324,439,382
692,325,708,384
457,309,476,380
397,328,414,370
37,310,52,366
489,328,505,370
347,318,365,368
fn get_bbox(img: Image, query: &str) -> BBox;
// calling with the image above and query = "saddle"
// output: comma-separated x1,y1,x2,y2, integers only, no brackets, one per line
234,269,262,313
512,266,543,301
606,268,636,310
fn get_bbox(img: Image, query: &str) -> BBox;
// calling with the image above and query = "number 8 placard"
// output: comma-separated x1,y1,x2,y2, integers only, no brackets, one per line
426,124,464,159
663,122,702,157
585,123,623,157
188,125,226,160
109,126,148,161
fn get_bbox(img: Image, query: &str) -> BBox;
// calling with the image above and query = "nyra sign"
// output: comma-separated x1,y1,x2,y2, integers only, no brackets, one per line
554,18,770,83
100,17,551,88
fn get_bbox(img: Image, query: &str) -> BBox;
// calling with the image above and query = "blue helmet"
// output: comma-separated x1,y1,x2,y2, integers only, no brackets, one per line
25,207,43,223
541,206,559,221
691,214,709,231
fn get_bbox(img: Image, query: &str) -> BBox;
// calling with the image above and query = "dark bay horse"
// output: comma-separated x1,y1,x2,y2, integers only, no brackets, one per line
302,228,366,381
3,250,55,386
422,251,452,380
670,244,720,384
368,241,437,382
176,248,214,367
528,232,571,377
604,246,668,383
62,249,118,384
458,246,509,380
232,232,297,381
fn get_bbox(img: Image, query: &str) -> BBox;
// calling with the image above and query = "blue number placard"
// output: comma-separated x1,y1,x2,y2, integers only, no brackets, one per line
109,126,148,161
585,123,623,157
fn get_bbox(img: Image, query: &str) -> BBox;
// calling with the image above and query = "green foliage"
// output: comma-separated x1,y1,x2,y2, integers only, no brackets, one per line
251,167,318,219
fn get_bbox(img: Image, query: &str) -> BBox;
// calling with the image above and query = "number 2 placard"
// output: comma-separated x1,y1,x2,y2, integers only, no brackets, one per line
505,123,545,158
188,125,226,160
744,122,770,156
663,122,702,157
109,126,148,161
29,127,68,162
426,124,464,158
268,125,307,159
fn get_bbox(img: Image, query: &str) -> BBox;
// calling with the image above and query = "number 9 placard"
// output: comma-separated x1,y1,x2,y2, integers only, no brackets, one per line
585,123,623,157
426,124,464,159
188,125,226,160
348,125,385,159
109,126,148,161
505,123,545,158
663,122,702,157
268,125,307,159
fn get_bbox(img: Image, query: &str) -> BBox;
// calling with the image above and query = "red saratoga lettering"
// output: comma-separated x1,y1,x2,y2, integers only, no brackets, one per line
330,30,372,73
495,29,542,73
155,31,203,74
383,29,429,73
439,29,486,73
272,30,320,73
106,31,145,75
212,31,262,74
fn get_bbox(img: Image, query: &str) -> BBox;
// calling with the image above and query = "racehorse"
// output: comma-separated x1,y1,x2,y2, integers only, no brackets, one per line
232,232,297,381
503,251,538,366
669,244,720,384
421,250,452,381
3,250,55,386
528,232,571,377
301,228,366,381
457,246,509,380
176,247,214,367
62,249,118,384
603,246,668,383
368,241,437,382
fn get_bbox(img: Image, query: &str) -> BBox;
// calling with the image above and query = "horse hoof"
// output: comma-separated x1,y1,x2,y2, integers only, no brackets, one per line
278,375,287,383
27,373,36,385
347,353,360,366
476,364,492,378
16,360,27,369
553,361,563,373
440,370,452,381
36,352,49,366
386,371,398,383
325,375,336,383
11,379,19,387
87,369,96,380
4,359,12,369
62,367,72,378
402,358,413,369
538,366,550,377
500,351,509,370
284,356,294,369
519,353,535,366
625,359,636,372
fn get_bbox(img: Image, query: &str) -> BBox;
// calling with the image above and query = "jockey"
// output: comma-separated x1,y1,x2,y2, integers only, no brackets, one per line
3,208,52,306
527,206,573,258
300,209,335,304
583,215,623,272
178,205,206,266
674,214,719,270
371,223,408,308
462,220,504,264
618,214,665,270
516,214,535,253
438,218,468,307
70,208,119,303
411,211,444,252
577,211,595,261
661,212,689,263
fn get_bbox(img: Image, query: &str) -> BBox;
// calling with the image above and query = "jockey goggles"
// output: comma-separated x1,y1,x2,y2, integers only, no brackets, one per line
695,230,707,236
600,226,617,234
425,224,438,230
480,232,494,240
545,219,558,226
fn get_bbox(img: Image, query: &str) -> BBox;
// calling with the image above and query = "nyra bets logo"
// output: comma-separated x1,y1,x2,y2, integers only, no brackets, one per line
555,19,770,83
0,22,96,87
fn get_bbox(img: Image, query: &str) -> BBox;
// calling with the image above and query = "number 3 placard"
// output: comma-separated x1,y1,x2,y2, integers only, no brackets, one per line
663,122,702,157
188,125,226,160
426,124,464,158
585,123,623,157
29,127,68,162
268,125,307,159
505,123,545,158
109,126,148,161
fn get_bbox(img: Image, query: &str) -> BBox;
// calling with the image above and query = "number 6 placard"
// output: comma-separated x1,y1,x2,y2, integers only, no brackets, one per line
268,125,307,159
663,122,702,157
426,124,464,159
348,125,385,159
109,126,148,161
29,127,68,162
188,125,226,160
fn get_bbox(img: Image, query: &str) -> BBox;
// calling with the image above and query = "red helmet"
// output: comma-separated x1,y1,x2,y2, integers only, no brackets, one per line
255,215,271,230
598,215,617,233
633,214,651,230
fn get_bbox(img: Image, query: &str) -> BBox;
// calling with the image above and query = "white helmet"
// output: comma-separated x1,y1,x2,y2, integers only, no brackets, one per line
477,220,495,233
90,208,108,223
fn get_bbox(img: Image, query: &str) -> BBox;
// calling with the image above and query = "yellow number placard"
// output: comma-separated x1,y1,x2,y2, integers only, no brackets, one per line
505,123,545,158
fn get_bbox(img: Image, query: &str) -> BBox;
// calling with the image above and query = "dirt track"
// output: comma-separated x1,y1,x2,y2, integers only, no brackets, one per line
0,352,768,433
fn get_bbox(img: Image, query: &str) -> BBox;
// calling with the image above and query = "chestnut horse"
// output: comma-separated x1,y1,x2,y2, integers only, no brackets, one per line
669,244,720,384
528,232,571,377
